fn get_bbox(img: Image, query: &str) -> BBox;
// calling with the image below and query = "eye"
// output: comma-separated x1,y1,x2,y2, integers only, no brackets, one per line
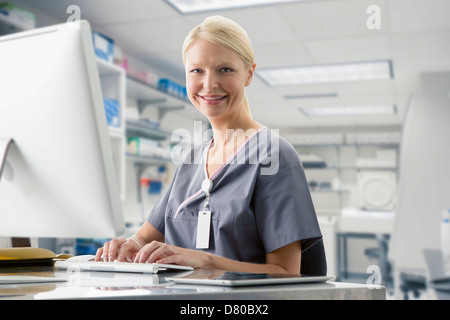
220,67,233,73
189,68,202,74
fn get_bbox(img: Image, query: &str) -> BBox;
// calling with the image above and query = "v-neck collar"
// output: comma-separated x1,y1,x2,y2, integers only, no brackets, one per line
202,127,265,181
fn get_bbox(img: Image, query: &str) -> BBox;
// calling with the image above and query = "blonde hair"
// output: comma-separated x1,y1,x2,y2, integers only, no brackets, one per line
182,16,255,117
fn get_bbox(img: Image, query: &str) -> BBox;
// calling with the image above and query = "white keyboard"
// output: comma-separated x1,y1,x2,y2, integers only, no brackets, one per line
55,255,193,274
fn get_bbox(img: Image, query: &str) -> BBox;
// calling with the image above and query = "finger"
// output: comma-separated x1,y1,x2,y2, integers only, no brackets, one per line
117,240,138,262
100,241,110,261
95,247,103,261
148,243,175,264
135,241,163,263
126,251,138,263
107,238,126,262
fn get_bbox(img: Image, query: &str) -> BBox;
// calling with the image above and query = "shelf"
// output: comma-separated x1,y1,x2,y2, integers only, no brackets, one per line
108,126,125,138
126,76,190,119
126,120,170,141
97,58,124,76
0,13,32,34
126,153,172,166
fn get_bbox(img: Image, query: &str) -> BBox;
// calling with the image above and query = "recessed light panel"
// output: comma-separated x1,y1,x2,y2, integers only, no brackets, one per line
300,105,397,117
165,0,308,14
257,60,393,86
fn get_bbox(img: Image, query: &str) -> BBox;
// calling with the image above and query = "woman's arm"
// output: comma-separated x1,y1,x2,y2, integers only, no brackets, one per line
207,240,301,274
134,239,302,274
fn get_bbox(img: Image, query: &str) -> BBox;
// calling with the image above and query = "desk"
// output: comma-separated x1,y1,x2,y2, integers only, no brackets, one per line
0,266,385,300
337,210,393,283
423,249,450,300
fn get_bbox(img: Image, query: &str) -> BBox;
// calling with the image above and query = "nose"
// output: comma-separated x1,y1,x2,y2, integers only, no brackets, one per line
203,71,219,90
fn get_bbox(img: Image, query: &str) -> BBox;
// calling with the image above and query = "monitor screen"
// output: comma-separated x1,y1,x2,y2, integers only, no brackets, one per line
0,21,125,238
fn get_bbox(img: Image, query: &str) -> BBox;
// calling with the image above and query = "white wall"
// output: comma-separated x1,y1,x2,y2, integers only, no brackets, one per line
391,72,450,271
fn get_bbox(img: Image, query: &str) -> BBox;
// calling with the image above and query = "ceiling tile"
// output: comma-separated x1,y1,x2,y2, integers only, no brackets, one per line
102,18,193,55
388,0,450,33
280,0,389,40
183,7,299,45
304,35,391,64
253,41,314,68
21,0,179,25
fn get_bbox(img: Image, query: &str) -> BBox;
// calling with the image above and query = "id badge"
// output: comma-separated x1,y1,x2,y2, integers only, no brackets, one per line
196,210,211,249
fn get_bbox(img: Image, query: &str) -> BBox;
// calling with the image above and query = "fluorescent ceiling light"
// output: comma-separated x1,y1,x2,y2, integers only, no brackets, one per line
165,0,308,14
257,60,393,86
300,105,397,117
284,93,338,99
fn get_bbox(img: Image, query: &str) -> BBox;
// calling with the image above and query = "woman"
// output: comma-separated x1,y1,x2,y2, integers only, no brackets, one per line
96,16,322,275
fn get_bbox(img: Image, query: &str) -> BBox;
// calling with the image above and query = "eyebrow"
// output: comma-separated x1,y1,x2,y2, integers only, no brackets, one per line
186,61,239,69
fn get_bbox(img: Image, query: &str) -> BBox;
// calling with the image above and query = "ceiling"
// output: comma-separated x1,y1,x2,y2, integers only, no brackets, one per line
18,0,450,130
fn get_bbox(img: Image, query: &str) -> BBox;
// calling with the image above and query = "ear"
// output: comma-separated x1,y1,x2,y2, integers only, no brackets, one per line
245,63,256,87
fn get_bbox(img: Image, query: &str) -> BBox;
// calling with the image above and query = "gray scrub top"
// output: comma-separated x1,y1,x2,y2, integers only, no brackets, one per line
147,128,322,264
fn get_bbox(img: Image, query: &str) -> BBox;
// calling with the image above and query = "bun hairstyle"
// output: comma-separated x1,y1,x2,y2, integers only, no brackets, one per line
182,16,255,117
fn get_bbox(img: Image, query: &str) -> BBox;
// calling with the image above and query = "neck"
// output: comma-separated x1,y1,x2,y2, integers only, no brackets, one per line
209,113,262,148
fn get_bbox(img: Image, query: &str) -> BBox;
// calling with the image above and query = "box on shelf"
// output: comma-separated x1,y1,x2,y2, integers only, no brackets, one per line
104,98,120,128
0,2,35,29
92,31,114,63
135,70,160,86
127,137,167,158
158,78,188,100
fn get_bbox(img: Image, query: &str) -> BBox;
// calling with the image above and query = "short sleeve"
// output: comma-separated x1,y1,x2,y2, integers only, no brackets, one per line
253,141,322,253
146,162,184,235
146,180,172,235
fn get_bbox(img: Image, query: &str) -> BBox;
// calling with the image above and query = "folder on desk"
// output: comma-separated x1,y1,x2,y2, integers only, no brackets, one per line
0,247,71,266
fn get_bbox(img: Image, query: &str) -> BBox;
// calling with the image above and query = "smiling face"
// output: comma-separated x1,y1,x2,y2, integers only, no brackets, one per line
184,38,255,122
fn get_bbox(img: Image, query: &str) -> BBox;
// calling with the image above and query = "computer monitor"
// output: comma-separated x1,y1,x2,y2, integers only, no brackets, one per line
0,21,125,238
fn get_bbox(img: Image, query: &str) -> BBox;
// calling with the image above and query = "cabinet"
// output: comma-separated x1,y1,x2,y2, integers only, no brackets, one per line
292,139,400,215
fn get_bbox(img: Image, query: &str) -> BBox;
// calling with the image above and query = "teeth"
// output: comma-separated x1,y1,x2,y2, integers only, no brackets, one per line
203,96,225,100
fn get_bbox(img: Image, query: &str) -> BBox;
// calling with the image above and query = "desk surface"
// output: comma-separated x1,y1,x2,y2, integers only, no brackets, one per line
0,266,385,300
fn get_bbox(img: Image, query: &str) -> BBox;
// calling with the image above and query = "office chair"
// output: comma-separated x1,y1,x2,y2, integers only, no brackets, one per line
364,234,392,289
301,238,327,276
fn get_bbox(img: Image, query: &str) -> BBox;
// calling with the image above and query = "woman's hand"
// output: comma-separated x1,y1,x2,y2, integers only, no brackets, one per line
95,236,146,262
95,221,165,263
134,241,213,269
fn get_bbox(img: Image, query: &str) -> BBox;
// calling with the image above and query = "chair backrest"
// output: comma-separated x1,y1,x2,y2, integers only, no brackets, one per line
300,238,327,276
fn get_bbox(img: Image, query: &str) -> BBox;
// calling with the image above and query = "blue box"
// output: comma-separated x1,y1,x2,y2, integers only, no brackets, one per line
158,78,187,100
92,31,114,63
104,98,120,128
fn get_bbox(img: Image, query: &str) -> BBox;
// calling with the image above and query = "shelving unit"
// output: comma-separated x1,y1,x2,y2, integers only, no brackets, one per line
123,72,196,225
126,76,189,120
0,12,32,35
125,74,194,167
294,141,400,215
96,58,127,201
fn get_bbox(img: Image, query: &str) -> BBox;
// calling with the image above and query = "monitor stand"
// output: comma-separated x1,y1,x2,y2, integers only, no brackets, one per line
0,137,14,183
